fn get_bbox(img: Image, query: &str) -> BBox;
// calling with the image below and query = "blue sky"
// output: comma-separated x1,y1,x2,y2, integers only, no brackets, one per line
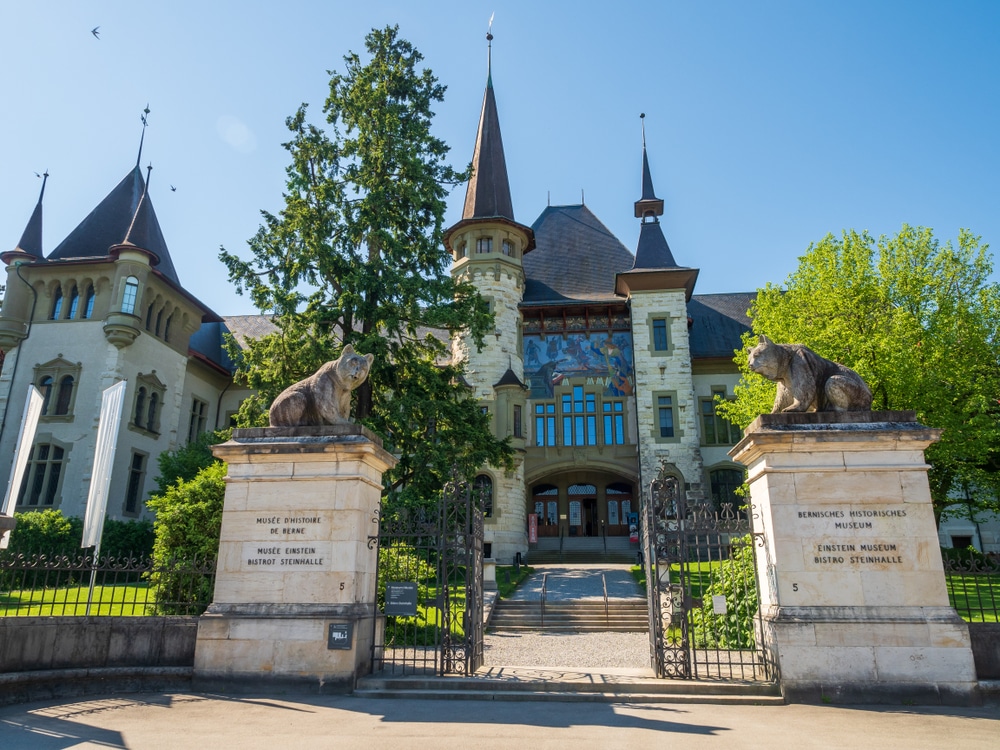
2,1,998,316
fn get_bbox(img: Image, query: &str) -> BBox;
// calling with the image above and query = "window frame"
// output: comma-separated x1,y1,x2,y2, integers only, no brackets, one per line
652,389,681,443
33,358,82,421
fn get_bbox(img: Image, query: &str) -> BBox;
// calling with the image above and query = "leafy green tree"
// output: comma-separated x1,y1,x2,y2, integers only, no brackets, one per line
153,428,230,495
719,225,1000,513
219,26,511,509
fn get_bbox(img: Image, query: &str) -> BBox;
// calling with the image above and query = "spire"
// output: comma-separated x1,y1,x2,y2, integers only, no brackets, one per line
631,116,677,270
11,171,48,259
136,104,150,168
462,24,515,222
634,114,664,220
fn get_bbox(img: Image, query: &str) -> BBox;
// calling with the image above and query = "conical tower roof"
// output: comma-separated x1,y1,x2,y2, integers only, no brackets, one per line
48,166,179,284
462,50,514,221
10,174,47,260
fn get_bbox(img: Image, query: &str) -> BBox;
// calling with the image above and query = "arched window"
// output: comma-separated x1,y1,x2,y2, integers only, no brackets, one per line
67,287,80,319
38,376,54,414
134,387,147,427
50,286,63,319
145,304,154,330
121,276,139,315
83,286,96,319
54,376,74,416
710,468,745,514
474,474,494,518
155,309,163,336
163,313,173,343
146,392,160,433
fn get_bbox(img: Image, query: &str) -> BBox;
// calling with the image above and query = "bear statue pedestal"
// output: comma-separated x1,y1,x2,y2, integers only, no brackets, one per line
730,411,979,705
193,425,396,693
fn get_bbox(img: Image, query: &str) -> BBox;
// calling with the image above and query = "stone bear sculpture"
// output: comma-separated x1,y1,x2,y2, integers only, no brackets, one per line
268,344,375,427
747,335,872,413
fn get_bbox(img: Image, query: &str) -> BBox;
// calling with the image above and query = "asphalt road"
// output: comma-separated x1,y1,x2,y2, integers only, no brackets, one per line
0,692,997,750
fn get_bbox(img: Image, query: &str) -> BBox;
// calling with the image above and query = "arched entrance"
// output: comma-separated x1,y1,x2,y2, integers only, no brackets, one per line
525,469,638,548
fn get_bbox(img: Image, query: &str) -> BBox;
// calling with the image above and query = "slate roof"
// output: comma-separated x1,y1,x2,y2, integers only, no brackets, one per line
523,205,635,304
47,166,180,285
11,176,46,259
219,314,278,350
463,75,514,221
688,292,755,359
631,220,678,269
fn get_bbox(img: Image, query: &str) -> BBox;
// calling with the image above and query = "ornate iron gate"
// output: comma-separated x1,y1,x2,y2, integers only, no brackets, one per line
643,467,772,680
369,473,483,676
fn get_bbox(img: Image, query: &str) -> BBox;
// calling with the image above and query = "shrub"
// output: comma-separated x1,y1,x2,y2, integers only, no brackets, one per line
5,509,82,557
154,429,230,495
690,534,759,649
146,462,226,613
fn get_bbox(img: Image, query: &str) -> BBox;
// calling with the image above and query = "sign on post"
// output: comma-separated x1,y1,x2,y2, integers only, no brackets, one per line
384,582,418,616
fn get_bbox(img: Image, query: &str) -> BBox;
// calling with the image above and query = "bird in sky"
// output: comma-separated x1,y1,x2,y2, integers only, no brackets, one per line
170,185,176,192
91,26,100,39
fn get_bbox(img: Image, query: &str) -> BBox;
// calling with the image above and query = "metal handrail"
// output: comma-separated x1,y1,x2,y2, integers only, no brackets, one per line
602,572,609,625
540,572,548,626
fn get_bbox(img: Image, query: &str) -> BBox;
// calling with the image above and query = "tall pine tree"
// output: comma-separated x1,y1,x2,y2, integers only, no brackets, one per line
220,26,511,509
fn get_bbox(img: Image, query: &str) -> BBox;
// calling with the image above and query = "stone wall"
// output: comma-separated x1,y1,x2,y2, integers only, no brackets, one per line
0,616,197,672
628,288,703,490
0,616,197,705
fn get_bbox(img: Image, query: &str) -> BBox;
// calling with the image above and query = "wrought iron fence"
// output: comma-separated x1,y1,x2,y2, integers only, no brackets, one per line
0,552,217,617
944,553,1000,622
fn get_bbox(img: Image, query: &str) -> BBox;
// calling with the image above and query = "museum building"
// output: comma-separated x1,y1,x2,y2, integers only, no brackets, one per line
445,56,754,562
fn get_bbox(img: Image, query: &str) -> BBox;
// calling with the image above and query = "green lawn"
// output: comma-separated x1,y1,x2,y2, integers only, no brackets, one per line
946,574,1000,623
1,583,155,616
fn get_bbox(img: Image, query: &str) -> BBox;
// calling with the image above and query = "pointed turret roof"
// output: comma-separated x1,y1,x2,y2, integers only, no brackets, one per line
47,166,180,285
9,174,48,260
462,43,514,222
631,129,677,270
493,366,526,389
616,126,699,300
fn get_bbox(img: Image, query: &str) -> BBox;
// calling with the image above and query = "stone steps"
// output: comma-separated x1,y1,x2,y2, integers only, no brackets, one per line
354,673,784,705
490,599,648,633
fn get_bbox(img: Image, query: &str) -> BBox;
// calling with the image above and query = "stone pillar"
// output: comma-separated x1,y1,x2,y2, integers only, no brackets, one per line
731,411,978,705
194,425,396,693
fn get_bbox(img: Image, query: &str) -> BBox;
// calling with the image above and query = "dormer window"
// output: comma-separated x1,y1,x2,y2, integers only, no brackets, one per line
501,239,514,257
476,237,493,254
121,276,139,315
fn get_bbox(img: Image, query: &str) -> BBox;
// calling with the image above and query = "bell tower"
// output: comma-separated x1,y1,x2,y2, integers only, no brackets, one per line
444,28,534,563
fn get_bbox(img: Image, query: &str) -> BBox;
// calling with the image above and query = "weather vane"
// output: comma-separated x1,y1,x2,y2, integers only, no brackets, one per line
136,104,151,167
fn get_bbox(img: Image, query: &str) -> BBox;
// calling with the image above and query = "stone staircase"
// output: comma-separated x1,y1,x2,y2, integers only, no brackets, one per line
354,671,784,705
528,535,640,564
489,598,648,633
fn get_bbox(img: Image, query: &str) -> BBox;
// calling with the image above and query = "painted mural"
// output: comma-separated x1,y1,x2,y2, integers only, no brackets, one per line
523,331,634,399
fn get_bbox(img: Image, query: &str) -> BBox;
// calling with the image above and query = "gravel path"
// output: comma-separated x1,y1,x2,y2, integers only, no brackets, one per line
483,631,651,670
484,565,651,670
